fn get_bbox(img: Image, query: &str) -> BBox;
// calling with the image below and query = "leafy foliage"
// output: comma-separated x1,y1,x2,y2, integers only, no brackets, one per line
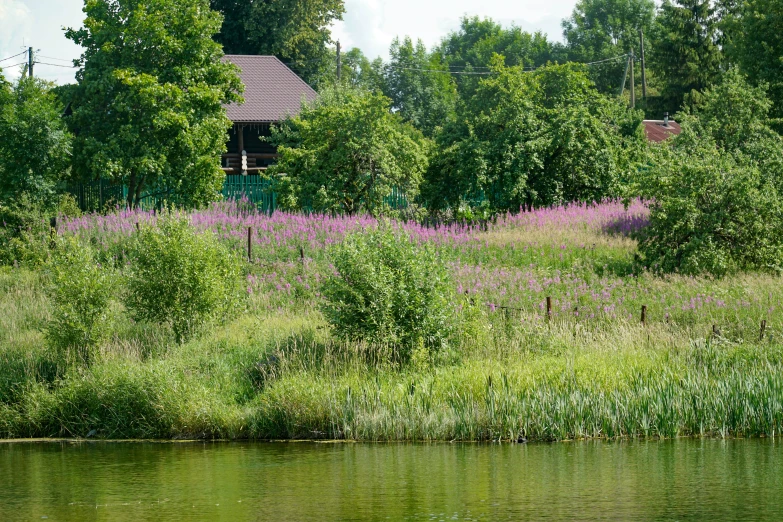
730,0,783,125
562,0,656,93
125,214,241,342
650,0,723,112
47,237,118,364
268,87,431,215
66,0,243,208
321,225,453,356
0,77,71,206
423,61,646,213
435,16,562,97
635,73,783,276
383,37,458,136
210,0,344,87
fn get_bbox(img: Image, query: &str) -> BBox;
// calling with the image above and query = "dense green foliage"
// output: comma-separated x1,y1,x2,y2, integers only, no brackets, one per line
383,37,458,136
562,0,656,93
269,87,431,215
636,72,783,275
66,0,243,208
210,0,344,87
46,238,118,364
125,215,241,342
424,61,645,212
649,0,723,111
0,77,71,206
321,226,454,357
730,0,783,125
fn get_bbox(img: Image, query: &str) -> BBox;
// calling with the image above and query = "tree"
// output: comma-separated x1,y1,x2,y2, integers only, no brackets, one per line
210,0,344,87
435,16,561,97
422,60,645,213
268,87,431,215
562,0,656,93
635,129,783,276
0,77,71,206
650,0,724,112
66,0,243,208
635,72,783,275
383,37,458,136
731,0,783,125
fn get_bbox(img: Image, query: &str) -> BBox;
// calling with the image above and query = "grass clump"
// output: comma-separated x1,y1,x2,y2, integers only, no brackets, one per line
125,214,241,343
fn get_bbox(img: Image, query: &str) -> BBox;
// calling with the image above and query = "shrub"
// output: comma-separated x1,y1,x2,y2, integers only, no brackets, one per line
46,237,118,364
0,194,54,266
321,225,453,357
125,214,241,342
635,131,783,276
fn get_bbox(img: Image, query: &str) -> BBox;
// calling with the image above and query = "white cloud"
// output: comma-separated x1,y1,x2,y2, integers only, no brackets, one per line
0,0,33,78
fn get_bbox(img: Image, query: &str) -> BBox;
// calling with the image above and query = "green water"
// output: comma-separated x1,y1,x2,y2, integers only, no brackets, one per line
2,439,782,521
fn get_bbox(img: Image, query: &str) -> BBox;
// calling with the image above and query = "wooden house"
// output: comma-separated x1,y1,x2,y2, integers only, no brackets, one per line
221,55,317,173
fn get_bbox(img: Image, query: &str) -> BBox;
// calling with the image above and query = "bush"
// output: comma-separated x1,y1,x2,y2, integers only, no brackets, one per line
46,237,118,364
321,225,453,357
635,131,783,276
0,194,54,266
125,214,241,342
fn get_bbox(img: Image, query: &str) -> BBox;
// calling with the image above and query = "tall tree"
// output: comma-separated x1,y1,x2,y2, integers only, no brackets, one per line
422,60,645,213
435,17,560,96
384,37,457,136
650,0,723,112
562,0,656,93
210,0,344,87
731,0,783,125
66,0,243,208
0,77,71,206
268,87,431,215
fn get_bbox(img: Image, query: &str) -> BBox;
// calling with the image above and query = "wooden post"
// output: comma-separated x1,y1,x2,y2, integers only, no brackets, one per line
135,222,140,232
237,125,245,159
546,297,552,321
641,305,647,326
299,246,305,267
247,226,252,263
712,325,721,338
28,47,33,78
760,320,767,341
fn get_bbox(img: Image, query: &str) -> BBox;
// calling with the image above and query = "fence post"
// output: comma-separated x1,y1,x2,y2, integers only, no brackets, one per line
760,320,767,341
247,227,253,263
546,297,552,321
641,305,647,326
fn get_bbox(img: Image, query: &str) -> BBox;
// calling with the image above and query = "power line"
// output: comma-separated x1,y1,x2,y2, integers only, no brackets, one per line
2,62,27,69
0,51,26,63
37,55,76,64
35,61,78,69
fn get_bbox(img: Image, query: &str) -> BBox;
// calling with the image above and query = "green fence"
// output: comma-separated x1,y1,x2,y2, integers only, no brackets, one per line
69,175,415,214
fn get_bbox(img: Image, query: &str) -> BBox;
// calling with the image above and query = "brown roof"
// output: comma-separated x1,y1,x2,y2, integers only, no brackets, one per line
643,120,682,142
222,55,317,123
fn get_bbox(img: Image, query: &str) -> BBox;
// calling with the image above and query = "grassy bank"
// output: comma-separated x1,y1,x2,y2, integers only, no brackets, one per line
2,201,783,441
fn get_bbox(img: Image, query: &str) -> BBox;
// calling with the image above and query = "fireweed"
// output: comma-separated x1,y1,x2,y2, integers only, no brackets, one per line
2,199,783,441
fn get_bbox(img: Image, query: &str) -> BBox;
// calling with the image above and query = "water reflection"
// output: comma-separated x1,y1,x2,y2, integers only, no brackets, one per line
1,439,781,521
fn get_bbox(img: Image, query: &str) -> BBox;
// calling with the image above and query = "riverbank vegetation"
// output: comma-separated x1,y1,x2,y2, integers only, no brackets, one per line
1,200,782,441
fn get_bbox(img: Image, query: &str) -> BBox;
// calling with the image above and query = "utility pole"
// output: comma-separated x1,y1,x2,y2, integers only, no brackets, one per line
27,47,33,78
630,50,635,108
336,41,342,82
639,29,647,99
619,53,630,96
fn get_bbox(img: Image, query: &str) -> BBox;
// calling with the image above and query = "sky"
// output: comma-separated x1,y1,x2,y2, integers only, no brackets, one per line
0,0,574,86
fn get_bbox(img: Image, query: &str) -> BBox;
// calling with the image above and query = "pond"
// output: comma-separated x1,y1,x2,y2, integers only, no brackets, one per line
2,439,782,520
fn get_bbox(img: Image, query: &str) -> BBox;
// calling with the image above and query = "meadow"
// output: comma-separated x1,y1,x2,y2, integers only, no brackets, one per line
2,200,783,441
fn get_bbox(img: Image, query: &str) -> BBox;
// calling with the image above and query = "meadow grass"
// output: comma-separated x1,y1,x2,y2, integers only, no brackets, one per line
2,200,783,441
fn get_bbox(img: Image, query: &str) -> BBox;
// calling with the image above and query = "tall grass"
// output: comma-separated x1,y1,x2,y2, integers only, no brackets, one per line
2,201,783,441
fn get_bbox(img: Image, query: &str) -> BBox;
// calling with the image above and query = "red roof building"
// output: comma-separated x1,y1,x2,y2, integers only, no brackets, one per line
221,55,317,172
643,119,682,142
